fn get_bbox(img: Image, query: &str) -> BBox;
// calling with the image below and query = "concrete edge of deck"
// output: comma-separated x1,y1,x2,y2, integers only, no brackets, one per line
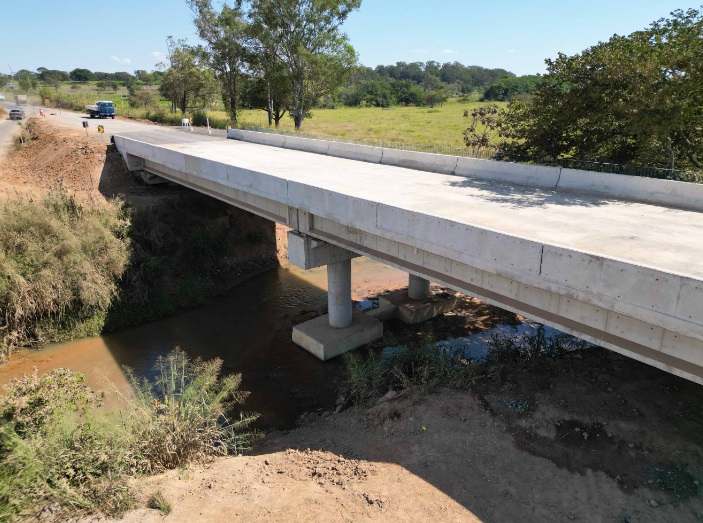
227,129,703,212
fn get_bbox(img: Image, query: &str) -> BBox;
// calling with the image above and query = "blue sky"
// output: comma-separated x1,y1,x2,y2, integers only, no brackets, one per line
5,1,700,77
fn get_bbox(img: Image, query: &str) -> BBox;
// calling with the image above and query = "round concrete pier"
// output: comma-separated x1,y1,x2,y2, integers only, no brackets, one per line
327,259,353,328
408,274,431,300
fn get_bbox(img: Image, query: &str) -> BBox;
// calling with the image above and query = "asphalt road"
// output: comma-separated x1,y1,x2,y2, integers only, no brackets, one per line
0,104,28,158
0,100,227,148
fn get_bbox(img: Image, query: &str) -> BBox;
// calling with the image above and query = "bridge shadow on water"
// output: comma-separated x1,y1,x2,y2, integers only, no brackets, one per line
444,176,621,210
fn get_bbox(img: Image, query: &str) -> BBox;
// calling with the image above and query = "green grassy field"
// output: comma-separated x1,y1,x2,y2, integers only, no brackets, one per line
233,99,504,148
1,82,503,149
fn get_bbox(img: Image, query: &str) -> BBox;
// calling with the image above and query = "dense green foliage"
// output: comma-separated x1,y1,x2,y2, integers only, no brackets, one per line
189,0,250,122
249,0,361,129
0,350,257,521
498,8,703,170
482,74,542,101
0,189,129,361
337,61,514,108
159,37,218,114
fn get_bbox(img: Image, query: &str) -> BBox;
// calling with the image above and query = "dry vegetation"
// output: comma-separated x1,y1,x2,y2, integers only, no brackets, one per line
0,350,257,522
0,189,129,361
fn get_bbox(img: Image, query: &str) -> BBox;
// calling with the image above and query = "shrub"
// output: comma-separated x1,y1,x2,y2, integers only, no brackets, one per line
343,326,588,405
344,341,479,405
0,349,259,521
0,369,138,521
121,348,259,472
147,491,172,515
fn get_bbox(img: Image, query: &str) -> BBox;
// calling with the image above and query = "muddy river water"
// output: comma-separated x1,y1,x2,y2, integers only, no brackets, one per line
0,259,407,429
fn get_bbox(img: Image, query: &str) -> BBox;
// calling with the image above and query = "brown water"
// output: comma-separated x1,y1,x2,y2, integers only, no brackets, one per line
0,258,407,429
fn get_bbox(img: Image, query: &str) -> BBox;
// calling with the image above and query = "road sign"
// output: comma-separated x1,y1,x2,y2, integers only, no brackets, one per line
97,125,104,134
82,121,89,128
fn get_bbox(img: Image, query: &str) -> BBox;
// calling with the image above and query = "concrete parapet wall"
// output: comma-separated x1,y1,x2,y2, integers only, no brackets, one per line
454,156,561,189
380,148,458,174
226,129,703,211
557,168,703,211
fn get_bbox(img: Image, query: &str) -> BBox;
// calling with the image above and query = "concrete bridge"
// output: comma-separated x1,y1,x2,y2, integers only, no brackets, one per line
114,129,703,385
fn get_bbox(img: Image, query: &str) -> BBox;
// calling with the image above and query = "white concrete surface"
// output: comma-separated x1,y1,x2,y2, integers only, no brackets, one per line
287,231,360,270
227,129,703,211
292,311,383,361
114,129,703,383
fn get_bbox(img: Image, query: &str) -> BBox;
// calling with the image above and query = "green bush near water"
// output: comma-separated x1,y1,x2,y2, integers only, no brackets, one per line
343,326,588,405
0,349,258,522
0,189,130,361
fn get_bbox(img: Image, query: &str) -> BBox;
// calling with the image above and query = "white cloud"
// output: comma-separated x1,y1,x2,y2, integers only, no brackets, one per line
151,51,164,60
508,49,516,53
439,49,457,55
411,49,427,54
110,55,132,65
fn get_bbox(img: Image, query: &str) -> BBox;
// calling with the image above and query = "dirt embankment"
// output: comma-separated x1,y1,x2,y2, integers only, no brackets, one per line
0,118,279,339
90,320,703,523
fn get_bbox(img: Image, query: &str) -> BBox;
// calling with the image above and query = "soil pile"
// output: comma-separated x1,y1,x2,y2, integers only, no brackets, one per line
0,119,126,200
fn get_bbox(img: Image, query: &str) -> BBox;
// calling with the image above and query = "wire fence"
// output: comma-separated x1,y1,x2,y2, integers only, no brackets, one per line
243,126,703,184
244,126,495,159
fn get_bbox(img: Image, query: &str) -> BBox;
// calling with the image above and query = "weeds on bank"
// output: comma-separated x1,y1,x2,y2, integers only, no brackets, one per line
343,326,587,405
0,188,130,361
0,349,258,522
147,491,172,515
344,340,480,404
120,348,259,472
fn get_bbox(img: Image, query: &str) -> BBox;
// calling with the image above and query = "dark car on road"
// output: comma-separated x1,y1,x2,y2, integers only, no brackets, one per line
9,108,25,120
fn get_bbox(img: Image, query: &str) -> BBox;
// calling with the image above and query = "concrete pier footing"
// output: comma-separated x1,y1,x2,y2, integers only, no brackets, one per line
292,311,383,361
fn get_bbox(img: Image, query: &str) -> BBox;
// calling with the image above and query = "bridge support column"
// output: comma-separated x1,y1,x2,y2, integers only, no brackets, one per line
288,231,383,360
327,259,352,328
408,274,431,300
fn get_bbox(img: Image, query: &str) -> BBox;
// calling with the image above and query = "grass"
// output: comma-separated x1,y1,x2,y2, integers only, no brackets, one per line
147,491,172,515
0,188,130,361
233,99,505,149
343,326,588,405
0,349,258,521
9,82,503,149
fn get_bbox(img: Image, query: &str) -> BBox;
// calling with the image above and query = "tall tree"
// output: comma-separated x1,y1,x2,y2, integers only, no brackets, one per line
246,51,292,127
159,37,218,114
250,0,360,130
189,0,250,123
69,68,93,83
499,8,703,170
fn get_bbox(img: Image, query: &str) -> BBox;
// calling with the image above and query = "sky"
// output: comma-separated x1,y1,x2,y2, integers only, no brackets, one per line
4,0,700,77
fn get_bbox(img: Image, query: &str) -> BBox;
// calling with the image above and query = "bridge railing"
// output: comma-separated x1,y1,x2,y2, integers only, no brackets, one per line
243,126,703,184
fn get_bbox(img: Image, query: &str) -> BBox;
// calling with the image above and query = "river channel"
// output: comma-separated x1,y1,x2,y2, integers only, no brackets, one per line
0,258,408,430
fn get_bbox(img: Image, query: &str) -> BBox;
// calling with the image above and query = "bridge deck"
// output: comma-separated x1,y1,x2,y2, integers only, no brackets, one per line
118,130,703,280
